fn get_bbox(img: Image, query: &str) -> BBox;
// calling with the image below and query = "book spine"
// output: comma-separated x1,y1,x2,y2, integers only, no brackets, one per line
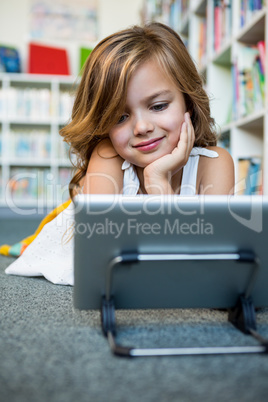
7,87,53,119
257,40,266,71
10,129,51,159
231,61,239,120
9,167,52,200
237,157,263,195
240,0,246,27
214,0,222,52
239,0,265,27
235,43,265,118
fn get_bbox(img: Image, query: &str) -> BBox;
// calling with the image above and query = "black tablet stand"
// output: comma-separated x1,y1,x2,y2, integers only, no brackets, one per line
101,250,268,357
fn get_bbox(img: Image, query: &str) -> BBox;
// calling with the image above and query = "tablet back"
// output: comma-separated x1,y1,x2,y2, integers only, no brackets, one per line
73,195,268,310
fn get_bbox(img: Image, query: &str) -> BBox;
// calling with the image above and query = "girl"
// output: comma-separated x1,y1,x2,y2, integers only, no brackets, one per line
5,22,234,285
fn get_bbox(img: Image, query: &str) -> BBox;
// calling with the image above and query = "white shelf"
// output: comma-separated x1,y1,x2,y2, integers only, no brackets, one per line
0,73,77,208
235,7,266,43
180,11,190,35
7,118,56,125
0,72,76,84
142,0,267,195
211,40,232,66
235,109,266,129
191,0,207,15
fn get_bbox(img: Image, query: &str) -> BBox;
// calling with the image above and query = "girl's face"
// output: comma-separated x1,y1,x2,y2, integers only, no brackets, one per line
108,59,187,168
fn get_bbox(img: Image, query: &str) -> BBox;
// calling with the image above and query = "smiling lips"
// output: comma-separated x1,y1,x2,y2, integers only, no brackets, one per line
133,137,164,152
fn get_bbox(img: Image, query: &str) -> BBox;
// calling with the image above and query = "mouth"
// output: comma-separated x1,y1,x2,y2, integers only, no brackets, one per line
133,137,164,152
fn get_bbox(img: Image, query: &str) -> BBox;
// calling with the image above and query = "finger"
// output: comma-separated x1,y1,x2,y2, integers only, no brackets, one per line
176,122,188,153
171,124,188,168
181,121,188,143
189,115,195,146
185,112,194,154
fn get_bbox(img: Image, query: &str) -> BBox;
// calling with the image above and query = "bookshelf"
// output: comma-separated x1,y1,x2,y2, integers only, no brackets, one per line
142,0,268,195
0,73,77,209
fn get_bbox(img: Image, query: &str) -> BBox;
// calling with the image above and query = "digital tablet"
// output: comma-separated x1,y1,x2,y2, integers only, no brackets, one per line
73,195,268,310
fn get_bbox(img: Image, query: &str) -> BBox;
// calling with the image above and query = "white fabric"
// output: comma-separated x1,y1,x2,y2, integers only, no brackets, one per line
122,147,218,196
5,202,75,285
180,147,218,195
5,147,218,285
122,160,140,195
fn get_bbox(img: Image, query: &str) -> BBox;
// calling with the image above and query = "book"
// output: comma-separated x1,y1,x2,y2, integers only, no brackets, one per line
217,132,230,152
196,17,207,68
28,43,70,75
213,0,232,53
234,43,265,118
58,168,73,202
237,158,251,195
9,129,51,159
214,0,222,52
7,87,52,120
248,157,263,195
0,46,21,73
9,167,51,200
79,47,93,73
231,61,239,120
257,40,266,71
237,157,263,195
239,0,265,28
59,90,75,120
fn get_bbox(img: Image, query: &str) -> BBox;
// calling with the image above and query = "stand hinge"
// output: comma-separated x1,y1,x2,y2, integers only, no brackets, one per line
228,294,257,334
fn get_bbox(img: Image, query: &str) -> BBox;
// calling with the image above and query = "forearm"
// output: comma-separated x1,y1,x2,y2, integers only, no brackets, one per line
143,172,175,195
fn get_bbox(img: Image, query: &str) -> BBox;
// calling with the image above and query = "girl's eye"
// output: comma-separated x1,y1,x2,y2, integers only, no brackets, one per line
117,114,128,124
151,103,168,111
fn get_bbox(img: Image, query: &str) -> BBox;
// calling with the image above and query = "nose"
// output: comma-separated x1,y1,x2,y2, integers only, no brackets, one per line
133,113,154,136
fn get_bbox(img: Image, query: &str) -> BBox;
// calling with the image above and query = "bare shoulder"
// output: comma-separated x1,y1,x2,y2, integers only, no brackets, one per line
197,146,234,195
200,146,234,168
88,138,124,170
84,138,124,194
92,138,119,159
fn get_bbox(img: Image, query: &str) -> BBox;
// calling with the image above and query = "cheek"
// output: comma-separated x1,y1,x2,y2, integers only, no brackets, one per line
160,106,185,129
160,113,184,138
109,129,128,153
169,132,181,151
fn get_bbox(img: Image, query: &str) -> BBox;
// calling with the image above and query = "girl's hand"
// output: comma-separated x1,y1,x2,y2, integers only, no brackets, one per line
143,112,195,194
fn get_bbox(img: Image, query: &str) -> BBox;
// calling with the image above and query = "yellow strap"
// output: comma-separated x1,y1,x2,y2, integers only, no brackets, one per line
21,199,72,244
0,199,72,255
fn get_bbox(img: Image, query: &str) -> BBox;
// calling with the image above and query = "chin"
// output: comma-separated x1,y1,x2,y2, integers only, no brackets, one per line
137,158,162,169
132,150,170,168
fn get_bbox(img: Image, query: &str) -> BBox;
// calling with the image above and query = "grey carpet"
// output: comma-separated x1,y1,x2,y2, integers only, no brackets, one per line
1,255,268,402
1,213,268,402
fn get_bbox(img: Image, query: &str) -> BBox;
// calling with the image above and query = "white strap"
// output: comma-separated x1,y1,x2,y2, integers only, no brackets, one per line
180,147,219,196
122,160,140,195
189,147,219,158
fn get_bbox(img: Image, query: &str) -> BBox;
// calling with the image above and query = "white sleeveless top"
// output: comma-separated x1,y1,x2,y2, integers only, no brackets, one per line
122,147,218,196
5,147,218,286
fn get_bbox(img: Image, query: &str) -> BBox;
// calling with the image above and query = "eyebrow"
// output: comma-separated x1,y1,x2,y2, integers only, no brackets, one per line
143,90,172,103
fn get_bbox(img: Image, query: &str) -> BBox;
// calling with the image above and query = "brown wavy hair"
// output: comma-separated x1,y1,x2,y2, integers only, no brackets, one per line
60,22,217,198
